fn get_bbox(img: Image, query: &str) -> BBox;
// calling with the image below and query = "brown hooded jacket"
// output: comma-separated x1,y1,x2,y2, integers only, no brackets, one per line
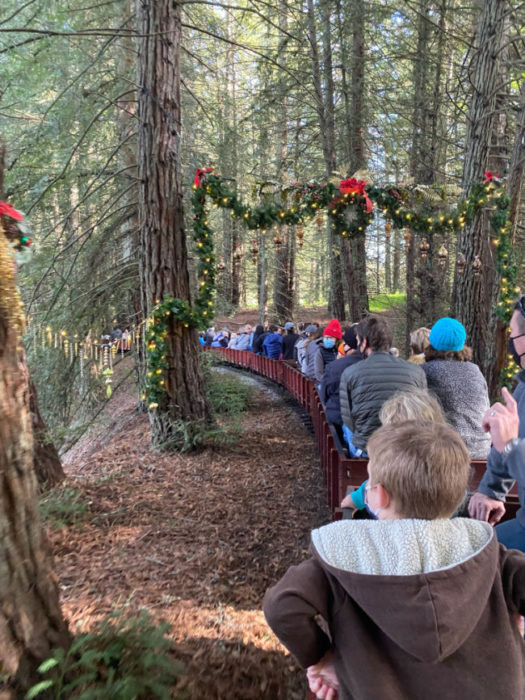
264,519,525,700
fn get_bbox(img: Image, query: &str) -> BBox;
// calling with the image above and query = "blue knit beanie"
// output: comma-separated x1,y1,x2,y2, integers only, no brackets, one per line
429,317,466,352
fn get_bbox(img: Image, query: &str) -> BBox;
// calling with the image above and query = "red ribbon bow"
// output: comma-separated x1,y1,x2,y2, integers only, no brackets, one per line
194,167,215,187
339,178,373,213
0,201,23,221
483,171,499,183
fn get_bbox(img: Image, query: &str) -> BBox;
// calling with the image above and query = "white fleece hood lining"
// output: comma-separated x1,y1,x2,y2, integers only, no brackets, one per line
311,518,493,576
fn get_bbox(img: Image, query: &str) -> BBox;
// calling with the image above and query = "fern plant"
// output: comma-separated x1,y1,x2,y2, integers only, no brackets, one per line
26,609,183,699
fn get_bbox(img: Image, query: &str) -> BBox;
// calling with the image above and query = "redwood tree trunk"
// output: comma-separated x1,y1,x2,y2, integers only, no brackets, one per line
307,0,345,319
0,230,69,691
453,0,507,386
137,0,211,445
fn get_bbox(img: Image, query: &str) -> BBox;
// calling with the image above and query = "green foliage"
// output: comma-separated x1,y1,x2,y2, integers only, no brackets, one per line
187,355,253,447
156,417,208,453
207,370,253,416
26,609,183,700
368,293,407,312
24,342,102,449
39,486,89,530
200,352,253,416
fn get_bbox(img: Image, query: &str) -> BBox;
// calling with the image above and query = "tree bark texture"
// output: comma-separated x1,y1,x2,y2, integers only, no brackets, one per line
407,0,432,336
273,2,295,323
0,273,69,690
137,0,211,443
307,0,345,319
453,0,507,383
347,0,369,317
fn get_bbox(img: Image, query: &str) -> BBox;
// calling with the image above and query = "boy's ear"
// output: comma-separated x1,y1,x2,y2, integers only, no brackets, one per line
375,483,391,510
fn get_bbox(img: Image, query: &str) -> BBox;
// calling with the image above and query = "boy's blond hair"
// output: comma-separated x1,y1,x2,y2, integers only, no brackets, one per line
367,421,470,519
379,389,445,426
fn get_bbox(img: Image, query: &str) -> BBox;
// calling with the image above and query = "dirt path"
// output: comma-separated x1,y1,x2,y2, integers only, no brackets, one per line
52,366,330,698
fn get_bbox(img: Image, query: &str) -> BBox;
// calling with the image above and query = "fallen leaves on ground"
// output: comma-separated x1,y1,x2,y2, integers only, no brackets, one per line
52,366,330,698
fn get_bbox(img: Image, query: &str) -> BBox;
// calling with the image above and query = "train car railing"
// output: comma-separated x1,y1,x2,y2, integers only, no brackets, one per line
209,348,519,521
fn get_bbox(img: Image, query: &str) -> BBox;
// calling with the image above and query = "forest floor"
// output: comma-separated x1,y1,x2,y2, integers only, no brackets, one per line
52,357,330,698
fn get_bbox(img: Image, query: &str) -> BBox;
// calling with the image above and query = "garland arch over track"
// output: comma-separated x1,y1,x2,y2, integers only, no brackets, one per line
145,170,515,407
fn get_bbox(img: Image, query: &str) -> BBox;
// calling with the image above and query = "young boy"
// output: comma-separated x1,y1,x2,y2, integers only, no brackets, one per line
264,421,525,700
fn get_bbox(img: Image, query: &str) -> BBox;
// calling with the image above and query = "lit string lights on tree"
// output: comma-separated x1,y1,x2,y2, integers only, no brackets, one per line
144,169,515,407
0,202,28,336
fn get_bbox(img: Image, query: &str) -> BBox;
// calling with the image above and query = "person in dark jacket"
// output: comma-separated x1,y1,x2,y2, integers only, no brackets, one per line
313,319,342,382
264,420,525,700
281,322,299,361
319,326,363,428
339,316,426,456
250,325,264,352
470,296,525,552
252,326,268,354
262,325,282,359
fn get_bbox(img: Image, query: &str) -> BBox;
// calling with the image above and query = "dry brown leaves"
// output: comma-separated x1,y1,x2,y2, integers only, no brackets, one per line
52,369,330,699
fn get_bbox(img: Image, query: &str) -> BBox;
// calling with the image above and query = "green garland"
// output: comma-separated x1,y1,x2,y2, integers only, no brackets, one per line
144,171,515,409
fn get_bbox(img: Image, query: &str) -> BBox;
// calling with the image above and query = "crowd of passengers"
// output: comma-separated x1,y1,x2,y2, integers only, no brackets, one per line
203,314,491,462
205,306,525,699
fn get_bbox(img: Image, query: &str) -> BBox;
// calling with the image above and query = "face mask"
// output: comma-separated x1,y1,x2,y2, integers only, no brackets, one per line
364,482,380,519
323,338,336,349
508,333,525,367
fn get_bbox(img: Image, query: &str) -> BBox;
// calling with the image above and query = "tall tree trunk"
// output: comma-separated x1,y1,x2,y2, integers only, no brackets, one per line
307,0,344,319
0,224,70,691
407,0,432,344
347,0,369,318
453,0,508,387
507,85,525,240
137,0,211,445
393,226,401,292
491,84,525,392
385,223,392,292
258,233,268,326
0,142,64,484
273,1,295,322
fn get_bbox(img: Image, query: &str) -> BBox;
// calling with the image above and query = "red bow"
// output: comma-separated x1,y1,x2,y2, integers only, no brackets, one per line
0,201,23,221
483,171,499,183
194,167,214,187
339,178,373,213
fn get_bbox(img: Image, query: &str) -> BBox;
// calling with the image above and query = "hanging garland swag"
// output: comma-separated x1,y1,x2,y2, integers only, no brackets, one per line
144,170,515,408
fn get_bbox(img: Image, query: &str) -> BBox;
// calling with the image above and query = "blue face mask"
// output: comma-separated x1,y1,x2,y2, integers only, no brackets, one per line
323,338,336,349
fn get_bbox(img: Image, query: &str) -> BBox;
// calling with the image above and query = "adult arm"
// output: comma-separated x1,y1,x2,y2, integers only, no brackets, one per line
263,558,332,668
339,366,354,431
470,387,519,523
313,347,324,382
319,369,329,404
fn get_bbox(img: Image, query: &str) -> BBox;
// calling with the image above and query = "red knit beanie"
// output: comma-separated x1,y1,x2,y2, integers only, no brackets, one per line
323,319,342,339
